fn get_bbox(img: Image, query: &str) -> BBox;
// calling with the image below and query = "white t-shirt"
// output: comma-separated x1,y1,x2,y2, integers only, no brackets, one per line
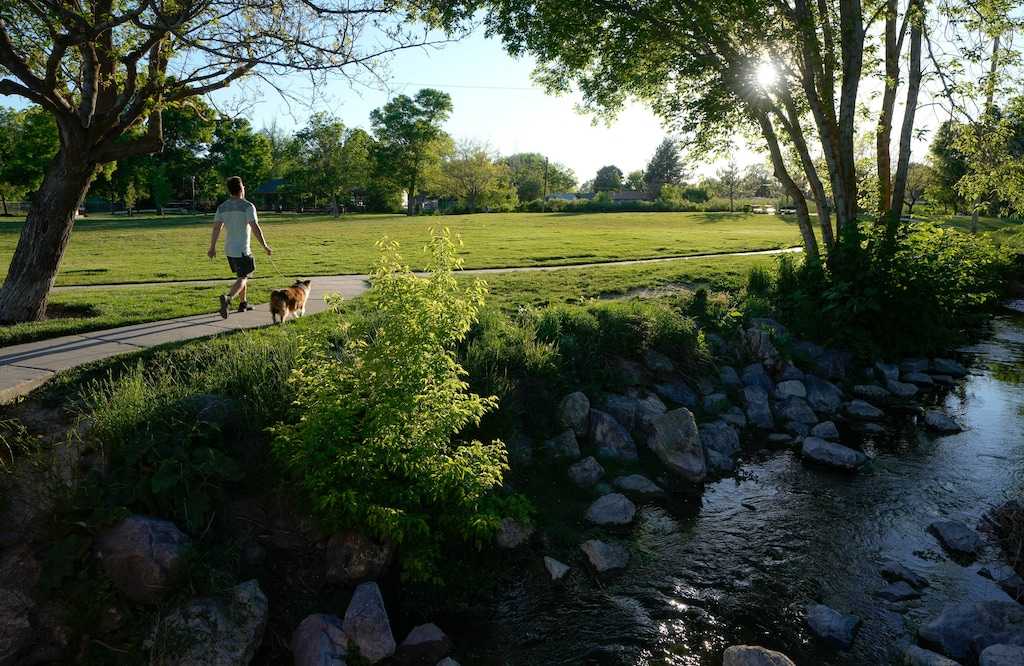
215,197,257,257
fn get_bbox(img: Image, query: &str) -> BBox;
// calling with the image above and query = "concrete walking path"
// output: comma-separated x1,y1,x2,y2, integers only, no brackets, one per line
0,246,800,402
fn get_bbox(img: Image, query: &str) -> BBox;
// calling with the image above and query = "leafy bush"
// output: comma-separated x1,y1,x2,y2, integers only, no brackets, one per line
272,229,517,583
765,222,1010,356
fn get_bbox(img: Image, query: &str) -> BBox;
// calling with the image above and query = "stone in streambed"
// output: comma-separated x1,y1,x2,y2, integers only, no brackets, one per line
844,399,884,421
853,384,891,402
928,520,982,558
875,581,922,602
980,644,1024,666
902,645,961,666
567,456,605,488
543,556,570,581
775,380,806,400
544,429,581,459
579,540,629,572
804,376,844,414
342,582,395,663
646,408,705,484
887,379,920,399
801,437,868,471
588,410,639,462
612,475,664,500
722,645,796,666
777,397,818,424
932,358,968,378
919,600,1024,662
924,410,962,434
585,493,636,526
881,561,929,590
743,386,774,430
805,603,860,649
810,421,840,440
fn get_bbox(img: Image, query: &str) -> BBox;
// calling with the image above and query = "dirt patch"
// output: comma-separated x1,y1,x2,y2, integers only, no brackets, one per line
44,303,100,320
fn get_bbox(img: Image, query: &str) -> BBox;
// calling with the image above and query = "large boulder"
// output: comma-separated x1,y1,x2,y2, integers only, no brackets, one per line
881,561,929,590
801,437,869,471
980,644,1024,666
342,582,395,664
292,614,347,666
804,376,844,414
775,380,807,400
568,457,605,489
887,380,920,399
643,349,675,376
777,397,818,424
778,363,805,381
901,358,930,374
875,362,900,383
646,408,706,484
653,381,699,409
325,532,394,586
924,411,962,434
844,400,885,421
741,364,775,392
96,515,190,604
919,601,1024,662
805,603,860,649
722,645,796,666
810,421,840,440
745,327,780,365
743,386,774,430
853,384,891,403
703,392,731,415
813,349,854,381
495,518,533,549
904,372,935,387
558,392,591,436
150,579,268,666
722,406,747,429
612,475,664,500
932,358,968,378
605,393,668,434
579,540,629,573
720,366,742,388
699,420,741,458
928,520,983,558
902,645,961,666
585,493,636,526
588,410,639,462
544,430,581,459
395,623,451,665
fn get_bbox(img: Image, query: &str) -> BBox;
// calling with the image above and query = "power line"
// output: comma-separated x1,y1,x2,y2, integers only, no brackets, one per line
391,81,544,91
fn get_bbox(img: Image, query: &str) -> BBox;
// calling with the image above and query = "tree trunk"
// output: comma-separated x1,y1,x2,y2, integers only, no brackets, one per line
0,192,7,216
759,113,820,264
0,149,97,323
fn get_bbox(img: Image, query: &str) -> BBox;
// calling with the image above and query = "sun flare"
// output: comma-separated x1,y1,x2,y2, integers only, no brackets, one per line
755,61,778,88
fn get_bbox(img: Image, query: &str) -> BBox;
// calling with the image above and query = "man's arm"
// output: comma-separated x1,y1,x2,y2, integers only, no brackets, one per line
208,221,223,258
249,218,272,255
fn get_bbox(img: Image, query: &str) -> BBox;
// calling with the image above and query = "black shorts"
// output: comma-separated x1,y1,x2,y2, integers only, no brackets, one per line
227,254,255,278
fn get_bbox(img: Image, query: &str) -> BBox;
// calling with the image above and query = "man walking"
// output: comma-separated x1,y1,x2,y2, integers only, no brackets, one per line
207,176,272,318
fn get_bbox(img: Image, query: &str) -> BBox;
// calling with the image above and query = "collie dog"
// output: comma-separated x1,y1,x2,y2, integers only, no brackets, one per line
270,279,312,324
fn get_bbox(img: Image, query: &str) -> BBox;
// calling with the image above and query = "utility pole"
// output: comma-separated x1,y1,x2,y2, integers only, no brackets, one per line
191,175,197,213
542,156,549,212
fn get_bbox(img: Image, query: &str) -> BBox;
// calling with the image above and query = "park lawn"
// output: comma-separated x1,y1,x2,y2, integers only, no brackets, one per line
0,254,775,346
0,281,275,347
0,211,807,286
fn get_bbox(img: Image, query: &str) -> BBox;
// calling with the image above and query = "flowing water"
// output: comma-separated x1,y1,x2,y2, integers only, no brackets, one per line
458,313,1024,665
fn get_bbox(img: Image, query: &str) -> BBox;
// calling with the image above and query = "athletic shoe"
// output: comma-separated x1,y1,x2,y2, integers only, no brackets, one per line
237,300,254,312
219,294,229,319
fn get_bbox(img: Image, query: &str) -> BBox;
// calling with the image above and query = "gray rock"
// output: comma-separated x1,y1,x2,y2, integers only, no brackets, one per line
745,327,780,364
588,410,639,462
801,437,869,471
875,362,900,383
559,392,591,436
151,579,268,666
705,448,735,474
612,475,664,500
613,357,649,385
887,380,920,399
722,645,796,666
436,659,460,666
854,384,891,402
928,520,983,558
292,614,347,666
544,429,581,459
503,431,534,469
777,397,818,424
902,645,961,666
881,562,929,590
604,394,641,431
325,532,394,586
720,366,742,388
932,358,968,378
844,399,885,421
785,420,811,437
495,518,533,549
810,421,840,440
635,394,668,432
779,363,805,381
792,340,825,364
901,358,930,374
775,380,807,399
579,540,629,572
96,515,190,605
722,407,747,429
0,589,33,666
742,363,775,392
919,601,1024,661
342,582,395,664
932,374,956,387
743,385,774,430
703,392,730,414
653,381,698,409
643,349,675,376
876,581,922,602
543,556,570,581
814,349,854,381
924,410,962,434
859,422,887,435
805,603,860,649
699,420,741,458
568,456,605,489
979,564,1024,601
805,376,844,414
767,433,793,445
585,493,636,526
980,644,1024,666
396,623,451,665
646,408,706,484
904,371,935,387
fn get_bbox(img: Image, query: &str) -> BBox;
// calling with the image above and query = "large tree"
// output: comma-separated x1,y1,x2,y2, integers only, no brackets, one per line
0,106,58,215
442,141,514,211
717,159,741,211
593,164,623,192
0,1,454,322
500,152,575,202
371,88,454,216
645,138,686,196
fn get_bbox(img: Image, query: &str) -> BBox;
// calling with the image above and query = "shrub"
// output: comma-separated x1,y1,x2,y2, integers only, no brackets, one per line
272,229,518,583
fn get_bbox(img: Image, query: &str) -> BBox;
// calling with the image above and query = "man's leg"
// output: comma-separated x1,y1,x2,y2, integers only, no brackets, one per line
227,276,247,300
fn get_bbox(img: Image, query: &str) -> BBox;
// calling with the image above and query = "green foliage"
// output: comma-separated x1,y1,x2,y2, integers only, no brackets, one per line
593,165,623,192
500,152,577,202
272,229,516,582
645,138,687,195
764,223,1010,355
0,105,59,206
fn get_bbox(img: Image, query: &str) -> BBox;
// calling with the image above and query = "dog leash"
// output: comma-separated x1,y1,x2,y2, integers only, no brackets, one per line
266,252,287,280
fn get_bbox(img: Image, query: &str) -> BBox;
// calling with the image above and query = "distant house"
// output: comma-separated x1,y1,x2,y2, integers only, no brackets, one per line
546,192,578,202
611,191,654,203
255,178,288,210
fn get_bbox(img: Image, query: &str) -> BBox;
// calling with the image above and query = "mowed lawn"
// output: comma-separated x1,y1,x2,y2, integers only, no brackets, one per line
0,211,807,286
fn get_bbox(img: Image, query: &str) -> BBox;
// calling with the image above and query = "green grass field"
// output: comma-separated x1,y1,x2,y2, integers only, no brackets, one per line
0,211,806,286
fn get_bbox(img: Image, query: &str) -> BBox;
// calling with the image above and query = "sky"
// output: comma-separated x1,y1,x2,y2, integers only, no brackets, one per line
209,28,768,185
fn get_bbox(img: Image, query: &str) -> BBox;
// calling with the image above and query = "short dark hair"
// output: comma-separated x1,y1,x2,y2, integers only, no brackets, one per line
226,176,244,196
